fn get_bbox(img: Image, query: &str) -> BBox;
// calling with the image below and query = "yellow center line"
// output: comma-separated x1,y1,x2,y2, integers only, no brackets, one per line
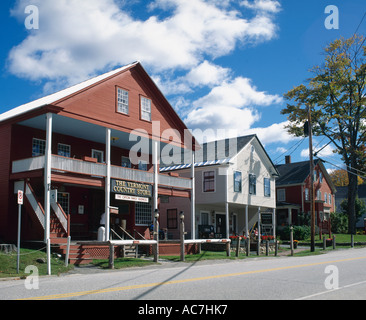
19,255,366,300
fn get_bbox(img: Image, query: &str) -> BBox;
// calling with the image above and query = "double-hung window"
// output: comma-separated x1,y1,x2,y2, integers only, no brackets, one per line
58,143,71,158
117,88,129,114
32,138,46,157
264,178,271,197
234,171,242,192
141,96,152,121
203,171,215,192
249,174,256,195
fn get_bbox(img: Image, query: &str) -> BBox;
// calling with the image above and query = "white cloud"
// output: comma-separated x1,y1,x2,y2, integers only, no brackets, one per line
192,76,282,110
300,143,335,158
185,61,231,87
242,121,296,145
241,0,281,13
8,0,280,88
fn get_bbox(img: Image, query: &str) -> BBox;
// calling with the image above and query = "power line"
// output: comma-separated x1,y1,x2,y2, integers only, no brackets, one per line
273,137,306,164
317,157,366,180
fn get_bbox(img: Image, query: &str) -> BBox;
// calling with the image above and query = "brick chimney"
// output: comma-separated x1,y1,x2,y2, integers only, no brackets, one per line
285,155,291,164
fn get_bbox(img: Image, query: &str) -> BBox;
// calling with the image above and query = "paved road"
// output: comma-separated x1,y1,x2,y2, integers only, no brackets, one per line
1,248,366,302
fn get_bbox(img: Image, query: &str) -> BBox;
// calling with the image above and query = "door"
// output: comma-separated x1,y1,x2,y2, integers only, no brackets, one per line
216,214,227,238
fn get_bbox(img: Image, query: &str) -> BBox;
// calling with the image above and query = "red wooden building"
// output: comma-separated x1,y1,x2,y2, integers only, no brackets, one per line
0,62,197,262
275,156,336,235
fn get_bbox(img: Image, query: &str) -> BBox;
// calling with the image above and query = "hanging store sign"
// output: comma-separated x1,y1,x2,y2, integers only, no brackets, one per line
111,179,152,198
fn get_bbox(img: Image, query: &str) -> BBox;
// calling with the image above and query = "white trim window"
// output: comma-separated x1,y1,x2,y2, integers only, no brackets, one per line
141,96,152,121
305,188,309,201
117,88,129,114
32,138,46,157
58,143,71,158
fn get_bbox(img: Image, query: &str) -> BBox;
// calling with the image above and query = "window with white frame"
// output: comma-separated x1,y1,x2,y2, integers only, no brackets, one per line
277,189,286,202
58,143,71,158
305,188,309,201
264,178,271,197
117,88,129,114
135,202,152,225
329,194,332,204
324,192,328,204
317,190,321,200
141,96,152,121
249,174,256,195
32,138,46,157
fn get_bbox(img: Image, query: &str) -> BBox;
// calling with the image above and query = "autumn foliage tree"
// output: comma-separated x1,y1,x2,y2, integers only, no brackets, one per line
330,169,364,186
282,35,366,234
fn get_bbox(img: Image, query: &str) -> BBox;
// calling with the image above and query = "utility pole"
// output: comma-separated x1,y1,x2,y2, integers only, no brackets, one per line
307,105,316,252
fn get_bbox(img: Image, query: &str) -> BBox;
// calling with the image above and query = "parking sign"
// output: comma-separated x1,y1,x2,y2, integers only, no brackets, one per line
17,190,23,205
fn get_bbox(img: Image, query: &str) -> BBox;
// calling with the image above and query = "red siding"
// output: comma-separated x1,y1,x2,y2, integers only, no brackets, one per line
55,68,188,149
0,124,12,240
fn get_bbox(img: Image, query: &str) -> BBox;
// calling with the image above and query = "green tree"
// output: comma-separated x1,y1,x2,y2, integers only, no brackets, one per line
282,35,366,234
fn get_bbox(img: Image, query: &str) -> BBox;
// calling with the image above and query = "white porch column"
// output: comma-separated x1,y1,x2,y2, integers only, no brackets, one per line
288,207,292,226
105,128,111,241
191,151,195,239
153,140,159,212
272,208,276,238
245,205,249,238
225,167,229,238
44,113,52,275
257,207,261,243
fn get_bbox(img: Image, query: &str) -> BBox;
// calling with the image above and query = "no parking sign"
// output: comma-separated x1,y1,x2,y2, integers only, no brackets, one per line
17,190,23,205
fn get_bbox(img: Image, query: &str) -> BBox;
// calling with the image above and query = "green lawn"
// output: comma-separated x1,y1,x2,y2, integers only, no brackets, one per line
0,248,73,278
302,233,366,244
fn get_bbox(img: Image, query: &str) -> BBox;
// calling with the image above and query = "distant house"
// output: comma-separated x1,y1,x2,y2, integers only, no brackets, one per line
159,134,279,240
335,185,366,230
275,156,336,235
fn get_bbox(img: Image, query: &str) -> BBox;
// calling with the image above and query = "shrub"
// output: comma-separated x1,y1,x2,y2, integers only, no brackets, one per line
278,225,311,240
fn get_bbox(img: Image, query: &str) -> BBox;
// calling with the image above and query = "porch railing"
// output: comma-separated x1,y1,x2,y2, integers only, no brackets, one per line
12,155,192,189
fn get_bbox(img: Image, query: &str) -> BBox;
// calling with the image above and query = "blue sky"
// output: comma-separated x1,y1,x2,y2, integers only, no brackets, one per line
0,0,365,169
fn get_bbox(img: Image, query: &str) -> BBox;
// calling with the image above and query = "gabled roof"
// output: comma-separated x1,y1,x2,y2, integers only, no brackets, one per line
160,134,279,176
275,159,337,193
0,62,139,123
275,159,321,186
